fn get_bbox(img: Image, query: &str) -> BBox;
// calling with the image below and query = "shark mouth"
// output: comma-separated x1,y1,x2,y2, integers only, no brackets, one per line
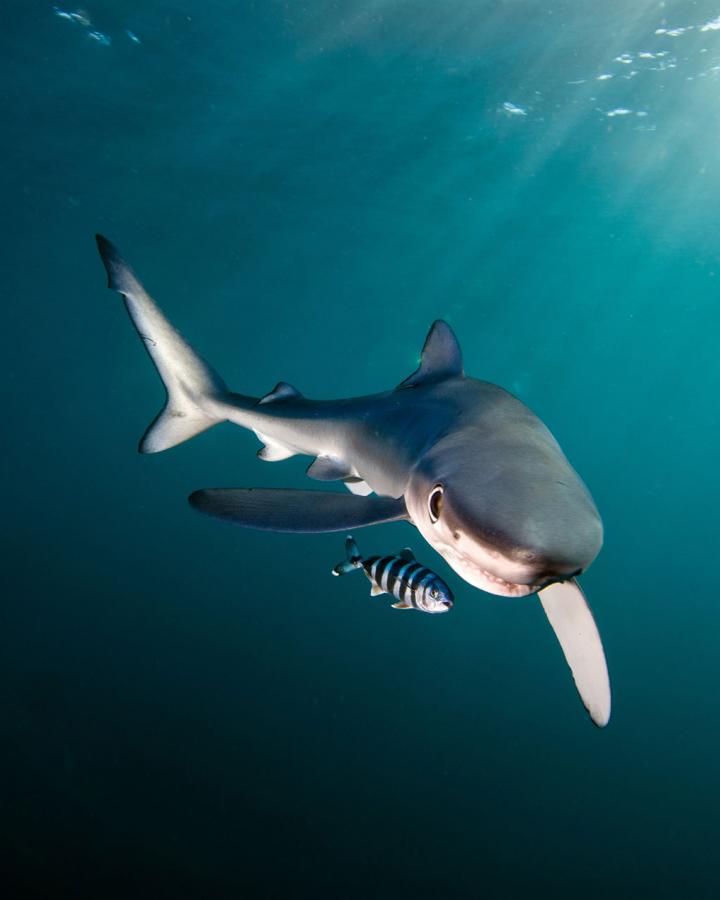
438,543,546,598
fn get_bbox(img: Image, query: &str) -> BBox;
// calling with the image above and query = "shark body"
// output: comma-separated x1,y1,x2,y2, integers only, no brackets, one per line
96,234,611,727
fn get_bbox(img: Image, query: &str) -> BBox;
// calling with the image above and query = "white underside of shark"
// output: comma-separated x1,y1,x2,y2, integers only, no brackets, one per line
96,235,611,728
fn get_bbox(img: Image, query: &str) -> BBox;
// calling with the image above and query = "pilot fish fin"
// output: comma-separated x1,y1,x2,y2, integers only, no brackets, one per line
538,579,611,728
189,489,408,533
391,601,412,609
345,536,361,559
307,456,354,482
96,235,229,453
398,320,463,389
399,548,415,562
258,382,303,405
370,584,384,596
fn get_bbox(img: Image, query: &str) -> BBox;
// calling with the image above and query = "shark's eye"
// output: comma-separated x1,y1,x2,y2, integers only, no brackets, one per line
428,485,444,523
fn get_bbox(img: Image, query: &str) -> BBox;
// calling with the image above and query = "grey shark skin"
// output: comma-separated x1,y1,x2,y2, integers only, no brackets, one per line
96,234,611,727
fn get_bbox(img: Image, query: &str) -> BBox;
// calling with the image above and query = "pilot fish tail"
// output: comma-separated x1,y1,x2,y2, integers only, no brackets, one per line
332,536,364,576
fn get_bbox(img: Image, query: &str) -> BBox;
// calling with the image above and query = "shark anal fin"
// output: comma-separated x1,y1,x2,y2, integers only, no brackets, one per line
397,320,463,389
307,456,354,481
539,579,611,728
189,489,408,533
254,431,296,462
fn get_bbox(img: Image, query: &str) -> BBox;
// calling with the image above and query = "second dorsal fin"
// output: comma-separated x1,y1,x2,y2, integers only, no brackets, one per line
397,321,463,389
258,381,303,405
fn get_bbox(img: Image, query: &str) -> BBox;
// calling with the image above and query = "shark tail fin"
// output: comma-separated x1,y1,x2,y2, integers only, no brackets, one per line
96,235,228,453
332,535,363,576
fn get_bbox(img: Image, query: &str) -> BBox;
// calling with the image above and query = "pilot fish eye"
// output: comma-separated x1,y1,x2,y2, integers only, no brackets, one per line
428,485,444,523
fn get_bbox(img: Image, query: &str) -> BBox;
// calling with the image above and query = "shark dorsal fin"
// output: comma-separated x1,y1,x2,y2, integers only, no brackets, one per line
258,382,303,405
397,320,463,389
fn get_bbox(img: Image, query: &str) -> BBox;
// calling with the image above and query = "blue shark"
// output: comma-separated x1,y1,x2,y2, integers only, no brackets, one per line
96,235,611,727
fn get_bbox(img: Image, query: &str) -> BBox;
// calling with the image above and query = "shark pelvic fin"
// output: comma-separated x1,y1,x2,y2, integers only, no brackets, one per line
307,456,354,482
344,480,373,496
398,320,463,389
189,489,408,533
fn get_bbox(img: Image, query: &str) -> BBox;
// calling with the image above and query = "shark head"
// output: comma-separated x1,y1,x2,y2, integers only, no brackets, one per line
405,424,603,598
394,320,602,597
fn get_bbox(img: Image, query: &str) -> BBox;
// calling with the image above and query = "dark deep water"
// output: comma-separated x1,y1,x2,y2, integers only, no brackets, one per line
3,1,720,896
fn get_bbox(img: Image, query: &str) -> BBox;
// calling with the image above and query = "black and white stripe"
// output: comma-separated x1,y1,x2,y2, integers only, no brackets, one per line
406,565,433,607
362,553,446,609
368,556,393,587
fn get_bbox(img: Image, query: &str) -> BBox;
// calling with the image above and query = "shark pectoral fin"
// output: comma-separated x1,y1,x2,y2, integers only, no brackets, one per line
391,601,412,609
370,584,384,596
189,489,408,533
307,456,354,481
539,579,611,728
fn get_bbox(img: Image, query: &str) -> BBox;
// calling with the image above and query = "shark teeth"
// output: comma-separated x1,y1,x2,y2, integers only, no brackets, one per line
440,545,543,597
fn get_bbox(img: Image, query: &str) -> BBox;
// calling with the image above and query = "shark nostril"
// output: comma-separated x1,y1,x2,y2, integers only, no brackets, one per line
453,530,460,541
515,548,538,563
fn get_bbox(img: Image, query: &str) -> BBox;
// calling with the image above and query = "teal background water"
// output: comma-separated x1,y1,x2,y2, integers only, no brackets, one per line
3,1,720,896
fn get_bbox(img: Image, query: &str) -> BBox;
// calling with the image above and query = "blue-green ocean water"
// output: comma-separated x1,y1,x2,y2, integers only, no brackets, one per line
4,1,720,896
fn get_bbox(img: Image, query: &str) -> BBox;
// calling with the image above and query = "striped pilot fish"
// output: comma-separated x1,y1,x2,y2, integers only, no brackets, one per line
332,536,454,614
